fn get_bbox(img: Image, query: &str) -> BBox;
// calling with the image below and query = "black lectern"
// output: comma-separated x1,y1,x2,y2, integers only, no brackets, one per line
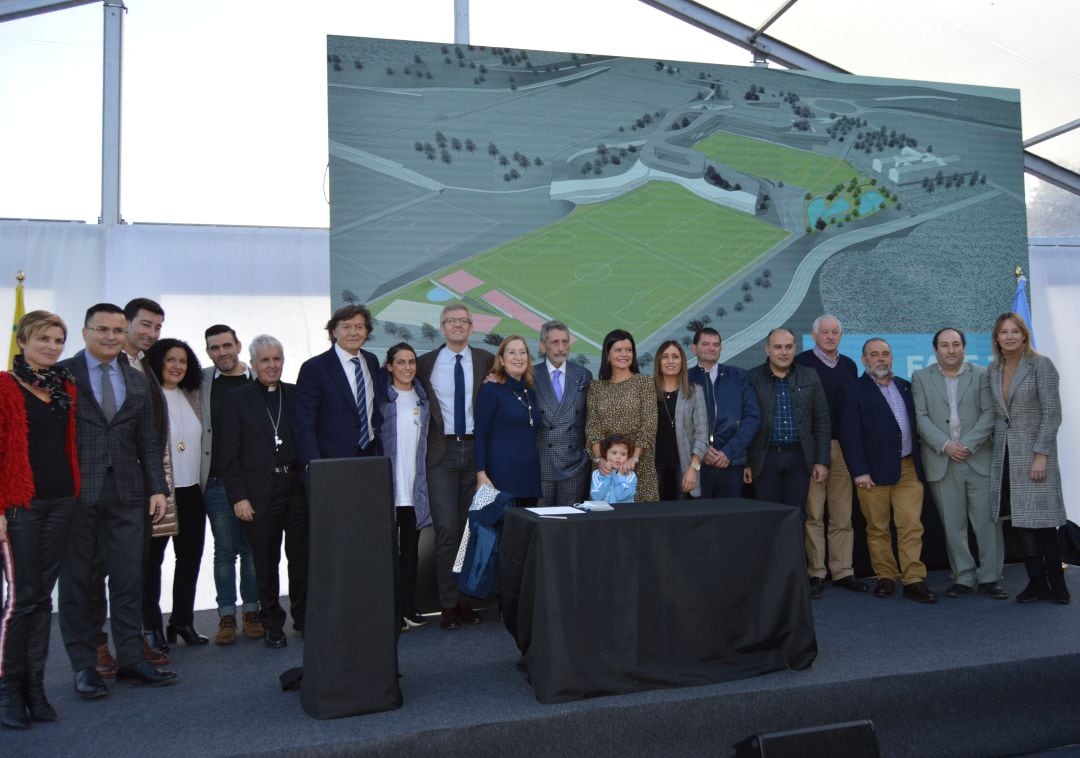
300,457,402,718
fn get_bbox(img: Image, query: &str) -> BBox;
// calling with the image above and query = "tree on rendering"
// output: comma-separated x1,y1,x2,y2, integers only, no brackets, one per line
354,60,364,70
741,281,751,292
685,319,705,333
582,163,593,175
465,139,477,153
384,322,399,336
572,354,590,367
421,323,438,343
716,306,727,318
398,328,413,342
639,352,654,369
484,333,503,346
441,149,452,166
734,302,744,312
815,217,827,230
499,155,510,167
341,289,358,304
414,141,424,153
534,157,543,166
488,142,499,158
451,137,463,152
435,131,447,147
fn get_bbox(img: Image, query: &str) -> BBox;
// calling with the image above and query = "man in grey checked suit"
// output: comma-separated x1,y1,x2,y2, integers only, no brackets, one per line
58,303,176,700
912,328,1006,599
533,321,593,506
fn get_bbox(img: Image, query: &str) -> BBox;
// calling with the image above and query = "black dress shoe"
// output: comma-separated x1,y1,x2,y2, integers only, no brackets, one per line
439,607,461,630
902,581,938,604
833,575,869,593
945,583,974,598
808,576,824,599
166,623,209,646
74,668,110,700
456,601,481,625
116,661,178,687
977,582,1009,600
264,629,288,649
873,578,896,598
144,627,170,653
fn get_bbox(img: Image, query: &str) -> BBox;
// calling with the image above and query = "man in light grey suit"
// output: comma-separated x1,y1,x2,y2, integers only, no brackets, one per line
533,321,593,506
912,328,1006,599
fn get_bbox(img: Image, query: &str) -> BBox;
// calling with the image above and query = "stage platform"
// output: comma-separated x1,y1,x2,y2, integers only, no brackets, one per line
10,563,1080,758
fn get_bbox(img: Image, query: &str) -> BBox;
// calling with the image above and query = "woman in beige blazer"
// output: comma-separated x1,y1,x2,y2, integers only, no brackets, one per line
988,312,1068,604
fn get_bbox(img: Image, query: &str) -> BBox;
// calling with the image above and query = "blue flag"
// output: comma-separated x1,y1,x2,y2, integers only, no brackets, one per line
1011,274,1035,349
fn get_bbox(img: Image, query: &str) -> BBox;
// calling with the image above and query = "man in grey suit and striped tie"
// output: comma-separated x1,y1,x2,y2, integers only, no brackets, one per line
533,321,593,506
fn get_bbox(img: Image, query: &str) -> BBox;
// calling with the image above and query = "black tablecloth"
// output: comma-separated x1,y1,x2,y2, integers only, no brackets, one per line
499,498,817,703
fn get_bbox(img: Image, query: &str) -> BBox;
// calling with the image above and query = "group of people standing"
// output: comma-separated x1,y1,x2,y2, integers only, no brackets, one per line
0,292,1068,730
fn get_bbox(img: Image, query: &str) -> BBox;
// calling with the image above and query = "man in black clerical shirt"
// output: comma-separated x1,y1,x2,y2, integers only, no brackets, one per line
221,335,307,649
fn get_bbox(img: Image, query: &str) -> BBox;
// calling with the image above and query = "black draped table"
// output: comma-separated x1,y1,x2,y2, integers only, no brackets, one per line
498,498,817,703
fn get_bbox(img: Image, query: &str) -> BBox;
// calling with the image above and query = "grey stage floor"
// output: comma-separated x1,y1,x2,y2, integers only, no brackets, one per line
7,563,1080,758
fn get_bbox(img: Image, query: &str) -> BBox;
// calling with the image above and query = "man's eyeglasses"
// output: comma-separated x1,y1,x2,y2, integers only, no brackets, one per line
88,326,126,337
442,317,471,326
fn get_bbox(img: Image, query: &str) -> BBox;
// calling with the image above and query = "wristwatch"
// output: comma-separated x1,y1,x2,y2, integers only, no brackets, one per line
691,461,701,471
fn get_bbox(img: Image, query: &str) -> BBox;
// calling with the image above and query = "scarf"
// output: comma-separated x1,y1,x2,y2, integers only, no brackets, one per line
12,353,75,412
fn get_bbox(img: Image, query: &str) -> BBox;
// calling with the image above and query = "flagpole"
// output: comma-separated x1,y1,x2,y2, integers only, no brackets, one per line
8,270,26,370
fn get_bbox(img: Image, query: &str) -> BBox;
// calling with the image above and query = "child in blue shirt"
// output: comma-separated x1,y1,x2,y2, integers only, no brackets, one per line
589,435,638,504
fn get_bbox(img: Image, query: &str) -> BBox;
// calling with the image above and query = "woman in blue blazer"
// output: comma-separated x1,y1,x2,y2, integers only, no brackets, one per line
474,336,541,506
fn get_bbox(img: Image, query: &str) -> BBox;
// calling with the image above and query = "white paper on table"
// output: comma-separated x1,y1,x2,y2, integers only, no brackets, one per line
525,506,583,515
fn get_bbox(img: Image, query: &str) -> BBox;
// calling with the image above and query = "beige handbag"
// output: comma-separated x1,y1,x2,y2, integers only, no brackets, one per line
152,445,180,538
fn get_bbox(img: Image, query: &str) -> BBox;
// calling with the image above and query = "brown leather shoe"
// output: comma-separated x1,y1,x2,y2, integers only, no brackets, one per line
242,612,264,640
456,600,481,625
95,644,118,678
141,637,170,666
873,578,896,598
215,615,238,645
439,607,461,630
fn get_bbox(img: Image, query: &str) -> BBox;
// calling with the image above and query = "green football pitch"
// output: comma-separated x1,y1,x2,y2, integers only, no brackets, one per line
694,131,858,197
372,181,788,345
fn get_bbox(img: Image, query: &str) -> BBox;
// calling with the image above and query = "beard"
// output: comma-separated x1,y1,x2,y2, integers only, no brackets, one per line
869,365,893,381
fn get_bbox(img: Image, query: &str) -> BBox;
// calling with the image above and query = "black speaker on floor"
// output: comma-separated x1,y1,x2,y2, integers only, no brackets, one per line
732,720,880,758
301,457,402,719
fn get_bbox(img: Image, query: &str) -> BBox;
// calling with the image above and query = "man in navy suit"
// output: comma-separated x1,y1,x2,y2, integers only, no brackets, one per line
839,338,937,604
295,304,384,467
533,320,592,506
58,303,176,700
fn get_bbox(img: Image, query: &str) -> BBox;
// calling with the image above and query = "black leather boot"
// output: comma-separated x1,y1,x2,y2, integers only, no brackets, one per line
0,674,30,730
24,671,57,723
1017,557,1050,603
1046,562,1071,605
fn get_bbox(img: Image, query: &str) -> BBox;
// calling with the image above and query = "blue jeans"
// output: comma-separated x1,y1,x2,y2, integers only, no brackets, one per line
204,478,258,616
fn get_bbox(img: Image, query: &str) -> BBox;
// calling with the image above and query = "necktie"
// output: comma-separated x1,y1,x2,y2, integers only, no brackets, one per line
552,368,563,402
99,363,117,422
454,354,466,437
351,357,370,449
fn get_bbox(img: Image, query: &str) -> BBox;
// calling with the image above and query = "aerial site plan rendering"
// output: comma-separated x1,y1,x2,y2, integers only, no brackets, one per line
328,36,1027,368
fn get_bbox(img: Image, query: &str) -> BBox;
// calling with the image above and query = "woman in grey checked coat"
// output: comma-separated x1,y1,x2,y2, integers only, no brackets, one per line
988,312,1069,604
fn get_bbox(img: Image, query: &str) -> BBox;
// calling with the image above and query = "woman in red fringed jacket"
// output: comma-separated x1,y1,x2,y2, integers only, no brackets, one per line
0,310,79,730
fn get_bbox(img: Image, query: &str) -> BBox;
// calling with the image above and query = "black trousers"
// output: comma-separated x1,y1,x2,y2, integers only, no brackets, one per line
426,439,476,608
397,506,420,615
143,484,207,629
656,463,686,502
0,497,76,676
242,471,308,634
59,476,147,670
754,446,811,512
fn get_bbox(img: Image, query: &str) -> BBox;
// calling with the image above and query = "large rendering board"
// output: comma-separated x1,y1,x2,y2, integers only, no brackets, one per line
328,36,1027,374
